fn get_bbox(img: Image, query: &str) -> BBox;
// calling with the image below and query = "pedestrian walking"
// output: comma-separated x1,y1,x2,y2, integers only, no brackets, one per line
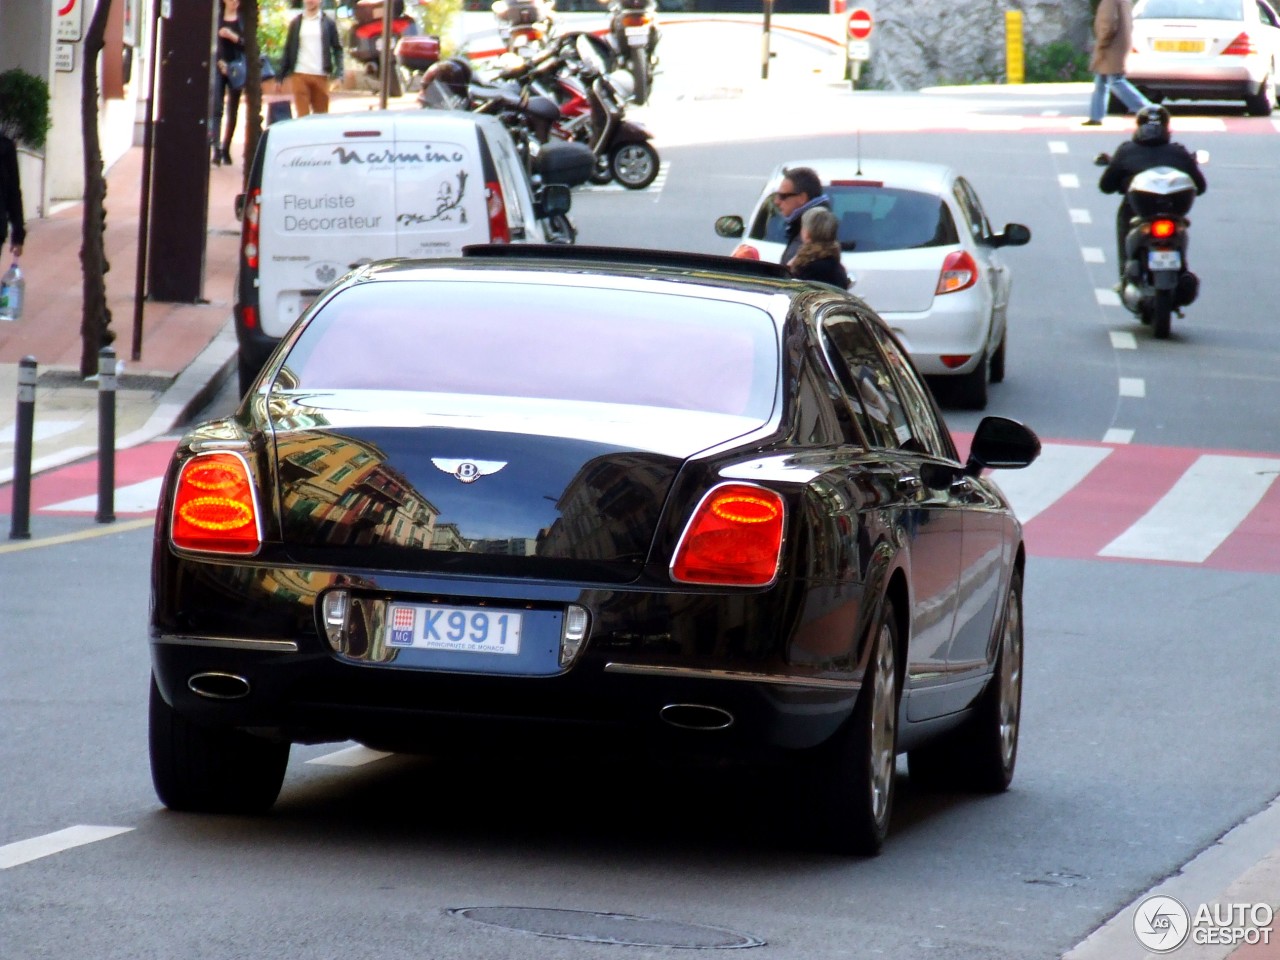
774,166,832,265
788,206,850,289
1083,0,1150,125
210,0,245,166
278,0,345,117
0,131,25,257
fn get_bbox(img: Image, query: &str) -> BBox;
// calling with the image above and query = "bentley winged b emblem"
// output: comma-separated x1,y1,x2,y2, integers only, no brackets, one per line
431,458,507,484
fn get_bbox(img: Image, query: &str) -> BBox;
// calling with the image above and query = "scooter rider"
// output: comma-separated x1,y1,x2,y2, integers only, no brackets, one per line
1098,105,1206,280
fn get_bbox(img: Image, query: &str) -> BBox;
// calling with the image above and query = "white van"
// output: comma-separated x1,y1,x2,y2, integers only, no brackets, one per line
234,109,581,393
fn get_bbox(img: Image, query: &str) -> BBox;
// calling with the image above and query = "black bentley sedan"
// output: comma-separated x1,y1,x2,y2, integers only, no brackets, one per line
149,246,1040,855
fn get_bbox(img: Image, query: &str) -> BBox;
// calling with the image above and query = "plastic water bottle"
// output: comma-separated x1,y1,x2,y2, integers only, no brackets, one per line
0,260,22,322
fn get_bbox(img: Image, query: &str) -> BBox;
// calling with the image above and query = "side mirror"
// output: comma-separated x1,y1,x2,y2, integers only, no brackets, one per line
715,215,745,239
991,223,1031,248
965,416,1041,476
535,183,572,218
1094,152,1111,167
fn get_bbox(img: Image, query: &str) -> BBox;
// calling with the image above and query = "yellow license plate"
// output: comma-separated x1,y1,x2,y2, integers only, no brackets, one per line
1153,39,1205,52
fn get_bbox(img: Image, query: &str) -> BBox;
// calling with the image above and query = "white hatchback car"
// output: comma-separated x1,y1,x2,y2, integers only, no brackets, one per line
715,159,1031,410
1127,0,1280,115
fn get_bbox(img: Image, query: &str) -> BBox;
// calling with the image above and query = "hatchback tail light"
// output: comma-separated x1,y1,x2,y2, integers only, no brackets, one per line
936,250,978,294
671,483,785,586
1149,218,1177,240
1221,32,1256,55
171,452,262,555
486,180,511,244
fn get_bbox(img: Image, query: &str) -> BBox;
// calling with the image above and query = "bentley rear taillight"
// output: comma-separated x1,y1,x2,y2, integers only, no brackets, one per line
171,452,262,555
936,250,978,294
671,483,785,586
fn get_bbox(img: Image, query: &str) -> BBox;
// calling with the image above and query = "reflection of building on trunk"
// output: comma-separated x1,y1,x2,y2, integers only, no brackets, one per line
539,453,673,561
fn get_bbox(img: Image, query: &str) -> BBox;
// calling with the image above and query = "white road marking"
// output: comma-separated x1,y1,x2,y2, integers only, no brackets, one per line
0,826,134,869
1059,173,1081,188
1070,208,1092,223
1119,378,1145,397
1049,140,1068,153
1082,246,1105,263
306,744,393,767
0,419,81,446
987,443,1114,523
1109,331,1137,349
1100,455,1280,562
1096,288,1121,306
1102,428,1134,444
43,477,164,514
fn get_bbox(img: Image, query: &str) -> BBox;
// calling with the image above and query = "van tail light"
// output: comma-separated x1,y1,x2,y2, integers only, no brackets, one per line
243,188,261,270
671,483,785,587
171,452,262,556
1149,218,1177,241
1222,32,1256,55
936,250,978,294
485,180,511,244
238,303,258,331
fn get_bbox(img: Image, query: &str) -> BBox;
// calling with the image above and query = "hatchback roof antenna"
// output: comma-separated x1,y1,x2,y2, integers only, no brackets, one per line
856,128,863,176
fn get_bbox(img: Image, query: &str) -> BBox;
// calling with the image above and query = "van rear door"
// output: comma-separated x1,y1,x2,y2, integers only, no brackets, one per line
388,114,489,257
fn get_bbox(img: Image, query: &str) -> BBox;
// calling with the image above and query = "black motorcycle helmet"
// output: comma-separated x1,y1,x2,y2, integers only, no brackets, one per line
1134,105,1171,145
418,56,473,106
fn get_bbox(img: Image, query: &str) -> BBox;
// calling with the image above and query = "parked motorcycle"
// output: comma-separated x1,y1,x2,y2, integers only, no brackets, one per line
1095,150,1206,339
349,0,419,96
492,0,558,58
605,0,659,105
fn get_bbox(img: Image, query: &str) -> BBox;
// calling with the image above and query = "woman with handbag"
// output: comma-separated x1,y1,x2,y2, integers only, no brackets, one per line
210,0,246,166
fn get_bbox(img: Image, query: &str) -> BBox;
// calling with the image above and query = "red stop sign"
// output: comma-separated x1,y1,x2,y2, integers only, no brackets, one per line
847,8,873,40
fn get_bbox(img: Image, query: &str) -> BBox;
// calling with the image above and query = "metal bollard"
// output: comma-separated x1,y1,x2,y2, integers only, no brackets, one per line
9,355,36,540
96,346,116,524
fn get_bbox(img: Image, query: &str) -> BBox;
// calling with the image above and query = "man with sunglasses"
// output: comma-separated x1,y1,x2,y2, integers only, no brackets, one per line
775,167,832,265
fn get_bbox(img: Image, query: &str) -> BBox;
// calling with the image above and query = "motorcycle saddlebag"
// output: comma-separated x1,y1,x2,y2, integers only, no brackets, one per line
535,140,596,188
397,35,441,71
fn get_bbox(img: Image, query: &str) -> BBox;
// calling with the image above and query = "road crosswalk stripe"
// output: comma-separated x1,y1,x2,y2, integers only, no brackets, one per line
43,477,164,514
990,442,1113,523
0,825,133,869
1099,455,1280,563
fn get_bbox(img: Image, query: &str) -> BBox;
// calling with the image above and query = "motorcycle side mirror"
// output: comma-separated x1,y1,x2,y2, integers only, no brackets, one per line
1093,152,1111,167
715,215,745,239
535,183,572,218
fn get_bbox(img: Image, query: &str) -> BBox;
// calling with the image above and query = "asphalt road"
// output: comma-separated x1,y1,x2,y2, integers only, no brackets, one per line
5,26,1280,960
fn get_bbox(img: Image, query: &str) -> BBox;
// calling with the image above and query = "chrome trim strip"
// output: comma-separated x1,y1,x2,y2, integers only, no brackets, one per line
154,634,299,653
604,662,855,689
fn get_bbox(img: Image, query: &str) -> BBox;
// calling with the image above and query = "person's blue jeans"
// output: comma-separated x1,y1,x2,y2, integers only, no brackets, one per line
1089,73,1150,121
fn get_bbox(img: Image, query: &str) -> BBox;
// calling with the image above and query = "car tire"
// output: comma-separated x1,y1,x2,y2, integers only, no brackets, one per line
806,599,900,856
1246,78,1274,116
611,142,660,190
989,333,1006,384
149,674,289,814
907,568,1023,793
954,352,989,410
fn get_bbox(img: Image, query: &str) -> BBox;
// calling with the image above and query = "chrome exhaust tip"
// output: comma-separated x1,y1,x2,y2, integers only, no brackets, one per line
187,672,251,700
659,703,734,731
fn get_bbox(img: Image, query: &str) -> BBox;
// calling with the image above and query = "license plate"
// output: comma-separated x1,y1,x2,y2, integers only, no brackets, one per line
387,603,522,654
1153,38,1204,52
625,26,649,43
1148,249,1182,270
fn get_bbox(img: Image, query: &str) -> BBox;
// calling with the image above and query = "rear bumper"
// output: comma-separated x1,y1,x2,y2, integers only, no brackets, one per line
1128,58,1268,99
880,292,997,377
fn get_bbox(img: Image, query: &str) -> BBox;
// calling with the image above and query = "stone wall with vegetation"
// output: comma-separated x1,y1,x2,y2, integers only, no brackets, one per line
865,0,1094,90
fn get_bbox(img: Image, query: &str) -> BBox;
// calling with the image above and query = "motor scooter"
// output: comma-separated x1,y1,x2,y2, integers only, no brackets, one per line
1095,151,1206,339
492,0,557,58
605,0,659,104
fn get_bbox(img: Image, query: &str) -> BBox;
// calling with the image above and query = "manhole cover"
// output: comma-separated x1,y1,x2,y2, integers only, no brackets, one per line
450,906,765,949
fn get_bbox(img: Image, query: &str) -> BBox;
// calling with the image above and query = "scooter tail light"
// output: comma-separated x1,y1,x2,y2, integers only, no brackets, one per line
936,250,978,294
485,180,511,244
171,452,262,556
623,12,651,26
1221,32,1256,55
671,484,785,587
1149,218,1177,240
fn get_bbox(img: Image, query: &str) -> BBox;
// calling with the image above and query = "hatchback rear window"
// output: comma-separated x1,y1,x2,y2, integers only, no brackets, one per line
277,279,780,419
751,185,959,253
1134,0,1243,19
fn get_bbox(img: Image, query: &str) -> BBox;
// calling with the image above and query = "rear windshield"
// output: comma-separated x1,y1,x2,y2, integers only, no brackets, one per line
1134,0,1243,19
277,279,780,419
750,184,959,253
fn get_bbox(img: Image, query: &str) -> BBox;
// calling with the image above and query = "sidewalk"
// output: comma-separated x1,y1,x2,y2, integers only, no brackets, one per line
0,88,415,486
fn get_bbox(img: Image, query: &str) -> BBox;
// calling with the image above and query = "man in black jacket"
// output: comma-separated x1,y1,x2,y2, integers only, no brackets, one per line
0,133,26,257
775,166,832,266
1099,105,1205,280
277,0,345,116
